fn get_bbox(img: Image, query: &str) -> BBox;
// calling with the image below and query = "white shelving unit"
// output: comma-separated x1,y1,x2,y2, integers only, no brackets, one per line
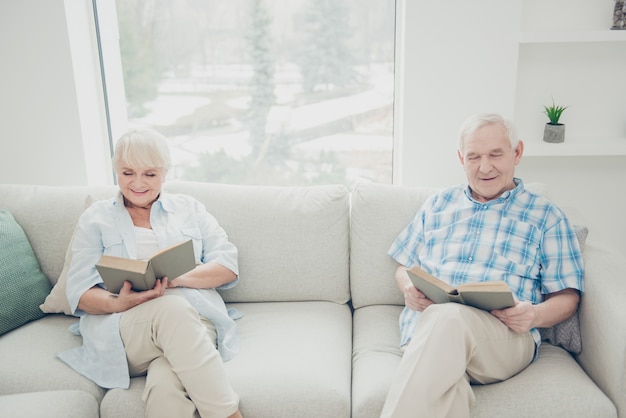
520,30,626,44
515,27,626,157
523,137,626,157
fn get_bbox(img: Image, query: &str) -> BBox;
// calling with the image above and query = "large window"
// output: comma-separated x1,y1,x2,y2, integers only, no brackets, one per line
102,0,397,187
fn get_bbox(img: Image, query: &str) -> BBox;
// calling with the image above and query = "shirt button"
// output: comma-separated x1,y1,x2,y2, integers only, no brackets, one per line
468,257,473,261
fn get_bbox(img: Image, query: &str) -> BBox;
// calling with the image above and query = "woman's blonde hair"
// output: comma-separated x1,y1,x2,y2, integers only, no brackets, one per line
112,128,172,172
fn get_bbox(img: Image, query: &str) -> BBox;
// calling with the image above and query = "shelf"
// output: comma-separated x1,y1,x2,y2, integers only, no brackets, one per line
523,137,626,157
519,30,626,44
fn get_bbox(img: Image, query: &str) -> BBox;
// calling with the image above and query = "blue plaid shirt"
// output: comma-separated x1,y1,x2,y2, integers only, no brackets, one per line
389,179,584,347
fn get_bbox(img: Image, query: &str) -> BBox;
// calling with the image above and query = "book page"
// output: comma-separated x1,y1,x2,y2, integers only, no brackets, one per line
148,239,196,281
96,256,148,275
96,240,194,293
456,281,511,293
459,290,515,311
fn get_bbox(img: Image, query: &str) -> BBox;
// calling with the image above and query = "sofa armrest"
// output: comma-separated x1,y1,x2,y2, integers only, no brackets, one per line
576,243,626,417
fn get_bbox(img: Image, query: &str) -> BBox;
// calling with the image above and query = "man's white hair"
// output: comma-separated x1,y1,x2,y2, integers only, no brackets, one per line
457,113,518,153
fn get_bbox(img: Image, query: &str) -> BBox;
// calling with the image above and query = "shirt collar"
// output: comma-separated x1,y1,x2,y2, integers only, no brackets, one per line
113,191,175,213
463,177,524,204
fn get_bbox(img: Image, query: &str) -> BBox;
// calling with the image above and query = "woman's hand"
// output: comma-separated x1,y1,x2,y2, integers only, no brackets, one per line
115,277,168,311
77,278,168,314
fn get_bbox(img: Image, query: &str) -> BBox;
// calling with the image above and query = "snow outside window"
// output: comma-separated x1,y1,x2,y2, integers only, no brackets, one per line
100,0,396,187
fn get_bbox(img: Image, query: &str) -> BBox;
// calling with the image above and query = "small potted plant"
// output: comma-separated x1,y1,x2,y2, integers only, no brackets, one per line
543,99,568,143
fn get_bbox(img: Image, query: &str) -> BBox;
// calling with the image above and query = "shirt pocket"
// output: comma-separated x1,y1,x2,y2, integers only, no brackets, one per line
180,227,203,263
494,218,541,267
101,231,125,257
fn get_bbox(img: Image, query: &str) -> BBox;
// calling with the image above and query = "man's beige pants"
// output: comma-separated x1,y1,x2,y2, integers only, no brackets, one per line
381,303,535,418
119,295,239,418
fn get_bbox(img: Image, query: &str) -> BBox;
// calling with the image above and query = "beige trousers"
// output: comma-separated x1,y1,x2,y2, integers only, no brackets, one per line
119,295,239,418
381,303,535,418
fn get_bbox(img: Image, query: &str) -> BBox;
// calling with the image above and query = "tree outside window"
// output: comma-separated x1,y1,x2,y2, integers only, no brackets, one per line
113,0,396,187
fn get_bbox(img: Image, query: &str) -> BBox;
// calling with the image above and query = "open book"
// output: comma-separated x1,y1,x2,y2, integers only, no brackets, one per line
96,240,196,293
406,266,516,311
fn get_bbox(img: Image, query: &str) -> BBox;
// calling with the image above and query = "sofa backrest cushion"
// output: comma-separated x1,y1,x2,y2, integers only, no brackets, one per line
0,184,117,285
350,182,439,309
0,182,351,305
165,181,351,304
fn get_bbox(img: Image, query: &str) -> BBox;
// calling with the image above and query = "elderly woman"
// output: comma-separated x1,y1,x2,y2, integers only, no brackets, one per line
59,129,243,418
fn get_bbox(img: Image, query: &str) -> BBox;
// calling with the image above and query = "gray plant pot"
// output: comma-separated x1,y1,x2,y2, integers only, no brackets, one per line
543,123,565,143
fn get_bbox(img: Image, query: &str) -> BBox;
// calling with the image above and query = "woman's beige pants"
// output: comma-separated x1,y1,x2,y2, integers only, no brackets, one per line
381,303,535,418
119,295,239,418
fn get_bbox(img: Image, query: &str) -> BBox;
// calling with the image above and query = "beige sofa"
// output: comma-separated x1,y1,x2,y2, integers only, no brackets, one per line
0,181,623,418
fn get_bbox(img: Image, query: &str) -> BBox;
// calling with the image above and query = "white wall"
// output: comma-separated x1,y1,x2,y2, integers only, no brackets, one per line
515,1,626,254
398,0,522,188
399,0,626,255
0,0,112,186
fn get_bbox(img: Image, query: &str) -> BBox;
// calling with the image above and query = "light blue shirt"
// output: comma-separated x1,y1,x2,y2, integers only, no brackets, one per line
58,192,240,389
389,179,584,348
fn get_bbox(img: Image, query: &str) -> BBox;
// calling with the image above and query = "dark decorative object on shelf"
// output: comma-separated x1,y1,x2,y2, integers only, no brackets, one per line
543,123,565,143
612,0,626,29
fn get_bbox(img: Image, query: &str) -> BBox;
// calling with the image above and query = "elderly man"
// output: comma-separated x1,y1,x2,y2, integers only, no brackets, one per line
381,113,584,418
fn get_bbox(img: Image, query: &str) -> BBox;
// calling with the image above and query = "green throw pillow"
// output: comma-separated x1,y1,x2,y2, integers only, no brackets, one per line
0,209,51,335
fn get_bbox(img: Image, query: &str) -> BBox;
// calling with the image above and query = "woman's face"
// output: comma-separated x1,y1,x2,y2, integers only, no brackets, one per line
116,164,166,208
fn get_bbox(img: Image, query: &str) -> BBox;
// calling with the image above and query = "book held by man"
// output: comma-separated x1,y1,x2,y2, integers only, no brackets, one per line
406,265,516,311
96,239,196,293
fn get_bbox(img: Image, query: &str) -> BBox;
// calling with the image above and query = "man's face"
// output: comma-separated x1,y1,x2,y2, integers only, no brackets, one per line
457,123,523,203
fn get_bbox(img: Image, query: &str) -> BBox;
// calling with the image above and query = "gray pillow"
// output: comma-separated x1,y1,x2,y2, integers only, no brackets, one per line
538,225,588,354
0,210,51,335
538,313,581,354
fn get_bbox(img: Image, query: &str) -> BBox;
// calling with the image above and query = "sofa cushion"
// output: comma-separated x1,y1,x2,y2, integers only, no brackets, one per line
0,390,99,418
471,343,616,417
165,181,351,304
0,315,104,402
0,185,118,286
39,227,76,315
0,182,351,306
351,305,404,417
224,301,351,417
100,301,353,418
99,378,145,418
351,304,616,418
349,182,439,309
40,196,98,316
0,210,51,335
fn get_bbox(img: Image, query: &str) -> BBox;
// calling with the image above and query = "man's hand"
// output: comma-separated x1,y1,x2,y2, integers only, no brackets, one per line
396,265,435,312
402,282,435,312
493,289,580,333
491,301,536,333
